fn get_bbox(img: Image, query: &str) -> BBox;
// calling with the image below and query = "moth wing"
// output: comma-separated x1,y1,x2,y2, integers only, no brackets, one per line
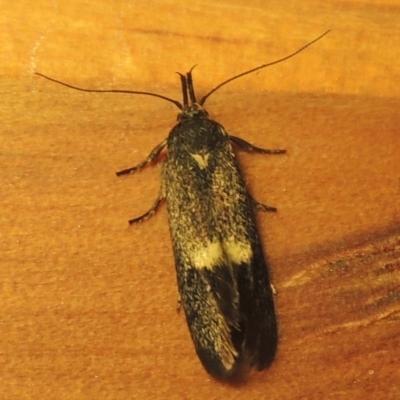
164,119,277,377
237,241,278,370
175,257,242,378
211,126,278,371
172,211,277,378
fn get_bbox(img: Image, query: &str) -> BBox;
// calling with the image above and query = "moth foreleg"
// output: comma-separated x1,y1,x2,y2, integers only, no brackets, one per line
229,135,286,155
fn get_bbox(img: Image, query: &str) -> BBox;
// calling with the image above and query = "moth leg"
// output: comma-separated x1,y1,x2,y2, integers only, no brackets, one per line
250,196,277,212
116,139,167,176
229,135,286,155
128,194,163,224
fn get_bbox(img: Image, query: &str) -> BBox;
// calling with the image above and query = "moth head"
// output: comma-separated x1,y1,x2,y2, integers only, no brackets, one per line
178,103,209,121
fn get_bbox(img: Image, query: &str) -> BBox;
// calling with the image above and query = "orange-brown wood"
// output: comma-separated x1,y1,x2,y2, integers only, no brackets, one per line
1,1,399,398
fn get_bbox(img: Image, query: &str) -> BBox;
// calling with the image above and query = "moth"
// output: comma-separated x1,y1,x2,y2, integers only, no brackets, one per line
36,31,329,379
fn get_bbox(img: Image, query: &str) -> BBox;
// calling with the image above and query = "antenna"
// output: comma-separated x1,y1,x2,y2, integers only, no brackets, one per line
199,30,330,105
36,31,330,110
35,72,183,110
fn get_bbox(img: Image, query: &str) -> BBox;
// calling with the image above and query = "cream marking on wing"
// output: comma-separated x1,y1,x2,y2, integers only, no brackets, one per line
191,241,223,269
190,153,210,170
189,237,252,269
224,238,252,264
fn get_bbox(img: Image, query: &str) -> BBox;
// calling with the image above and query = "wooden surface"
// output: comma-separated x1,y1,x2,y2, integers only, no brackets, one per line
1,0,400,399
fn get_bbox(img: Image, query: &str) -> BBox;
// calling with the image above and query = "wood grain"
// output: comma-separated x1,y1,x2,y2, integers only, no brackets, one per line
1,0,399,399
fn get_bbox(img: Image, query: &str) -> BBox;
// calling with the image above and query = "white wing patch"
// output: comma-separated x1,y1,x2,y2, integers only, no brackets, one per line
224,238,252,265
190,153,210,170
191,241,224,269
190,238,252,269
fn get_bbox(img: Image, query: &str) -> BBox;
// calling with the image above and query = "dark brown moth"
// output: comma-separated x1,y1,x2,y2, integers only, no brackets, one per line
36,30,329,379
